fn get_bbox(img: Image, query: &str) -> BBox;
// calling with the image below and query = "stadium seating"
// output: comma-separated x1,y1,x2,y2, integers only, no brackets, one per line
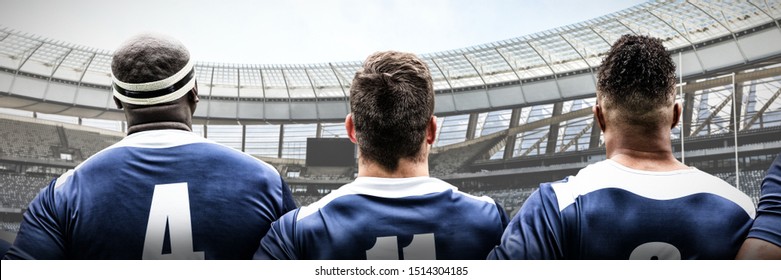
714,170,765,206
63,128,122,160
292,194,323,207
0,116,772,227
430,135,505,176
0,172,52,210
301,166,354,181
0,119,61,160
470,188,538,217
0,222,20,233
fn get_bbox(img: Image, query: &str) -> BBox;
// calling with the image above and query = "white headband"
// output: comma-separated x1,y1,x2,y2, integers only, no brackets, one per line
112,59,196,105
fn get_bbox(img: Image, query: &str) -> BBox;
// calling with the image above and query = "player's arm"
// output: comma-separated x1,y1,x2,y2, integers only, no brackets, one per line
3,180,67,260
487,185,564,260
737,154,781,260
253,210,300,260
736,238,781,259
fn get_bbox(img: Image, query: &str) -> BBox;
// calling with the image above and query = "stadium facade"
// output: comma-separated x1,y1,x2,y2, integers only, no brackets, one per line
1,0,780,226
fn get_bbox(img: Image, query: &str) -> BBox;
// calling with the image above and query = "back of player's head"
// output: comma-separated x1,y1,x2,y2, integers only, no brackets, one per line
597,34,677,129
111,33,195,106
350,51,435,172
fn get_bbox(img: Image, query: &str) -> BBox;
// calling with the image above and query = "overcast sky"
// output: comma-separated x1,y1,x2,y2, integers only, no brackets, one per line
0,0,645,65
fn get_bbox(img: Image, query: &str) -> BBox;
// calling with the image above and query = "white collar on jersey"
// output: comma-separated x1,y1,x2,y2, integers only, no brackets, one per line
296,176,495,221
550,159,755,218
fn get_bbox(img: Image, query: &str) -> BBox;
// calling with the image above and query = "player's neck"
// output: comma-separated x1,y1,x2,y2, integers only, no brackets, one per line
127,122,192,135
357,157,430,178
604,130,688,171
124,103,193,135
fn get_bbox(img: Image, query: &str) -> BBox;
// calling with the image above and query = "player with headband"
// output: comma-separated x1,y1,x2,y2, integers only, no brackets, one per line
5,33,296,259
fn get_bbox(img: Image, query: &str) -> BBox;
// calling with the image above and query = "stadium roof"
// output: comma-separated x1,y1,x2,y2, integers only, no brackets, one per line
1,0,780,123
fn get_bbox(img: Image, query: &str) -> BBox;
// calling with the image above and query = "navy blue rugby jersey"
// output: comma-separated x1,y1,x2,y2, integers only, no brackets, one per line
748,153,781,247
488,159,755,260
255,176,509,260
4,129,296,260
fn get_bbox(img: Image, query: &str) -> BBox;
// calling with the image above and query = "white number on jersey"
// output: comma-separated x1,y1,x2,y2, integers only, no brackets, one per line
629,242,681,260
366,233,436,260
142,183,205,260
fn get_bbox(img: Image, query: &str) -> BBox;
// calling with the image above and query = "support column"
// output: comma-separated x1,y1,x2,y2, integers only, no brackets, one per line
545,102,563,154
729,81,743,132
241,125,247,152
465,113,479,140
589,114,601,149
503,108,522,159
682,91,695,137
277,124,285,158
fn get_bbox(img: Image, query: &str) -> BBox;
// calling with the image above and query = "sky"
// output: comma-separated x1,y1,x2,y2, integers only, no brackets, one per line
0,0,645,65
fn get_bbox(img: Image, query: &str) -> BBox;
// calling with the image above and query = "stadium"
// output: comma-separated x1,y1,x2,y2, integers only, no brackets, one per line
1,0,780,251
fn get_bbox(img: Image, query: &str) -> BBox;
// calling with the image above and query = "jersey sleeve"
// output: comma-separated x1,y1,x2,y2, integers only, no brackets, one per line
3,179,67,260
487,184,565,260
748,154,781,247
253,209,300,260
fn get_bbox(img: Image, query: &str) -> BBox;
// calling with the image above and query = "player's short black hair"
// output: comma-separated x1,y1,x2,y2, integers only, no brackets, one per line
597,34,677,128
111,34,190,84
349,51,435,172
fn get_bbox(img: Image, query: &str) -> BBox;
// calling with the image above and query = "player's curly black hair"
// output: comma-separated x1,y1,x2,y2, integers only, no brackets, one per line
112,34,190,84
349,51,435,172
597,34,677,128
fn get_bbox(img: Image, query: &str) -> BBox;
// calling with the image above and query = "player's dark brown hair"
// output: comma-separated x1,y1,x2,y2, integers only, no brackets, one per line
597,34,677,128
349,51,435,172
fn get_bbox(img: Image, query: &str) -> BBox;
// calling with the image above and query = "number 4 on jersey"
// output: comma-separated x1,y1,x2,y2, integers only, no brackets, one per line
142,183,205,260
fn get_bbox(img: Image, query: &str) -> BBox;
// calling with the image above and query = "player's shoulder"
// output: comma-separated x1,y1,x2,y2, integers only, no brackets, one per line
295,177,501,223
549,160,754,217
293,181,366,223
197,142,278,171
131,129,280,172
57,129,278,186
420,177,499,205
275,207,302,226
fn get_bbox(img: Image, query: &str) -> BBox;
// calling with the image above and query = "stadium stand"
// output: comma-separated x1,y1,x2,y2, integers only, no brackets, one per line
0,119,61,161
430,133,505,176
0,172,52,210
714,170,766,207
63,128,122,160
1,222,20,233
292,195,322,208
1,113,778,220
301,166,354,181
471,188,537,217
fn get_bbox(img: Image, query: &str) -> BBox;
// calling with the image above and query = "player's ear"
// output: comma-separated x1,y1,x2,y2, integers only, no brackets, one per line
345,114,358,144
426,115,437,145
593,105,606,132
671,102,681,129
113,96,123,109
187,83,200,114
190,81,200,103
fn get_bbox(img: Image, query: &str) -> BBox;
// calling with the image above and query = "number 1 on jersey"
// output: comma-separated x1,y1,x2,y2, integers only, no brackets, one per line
366,233,436,260
142,183,204,260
